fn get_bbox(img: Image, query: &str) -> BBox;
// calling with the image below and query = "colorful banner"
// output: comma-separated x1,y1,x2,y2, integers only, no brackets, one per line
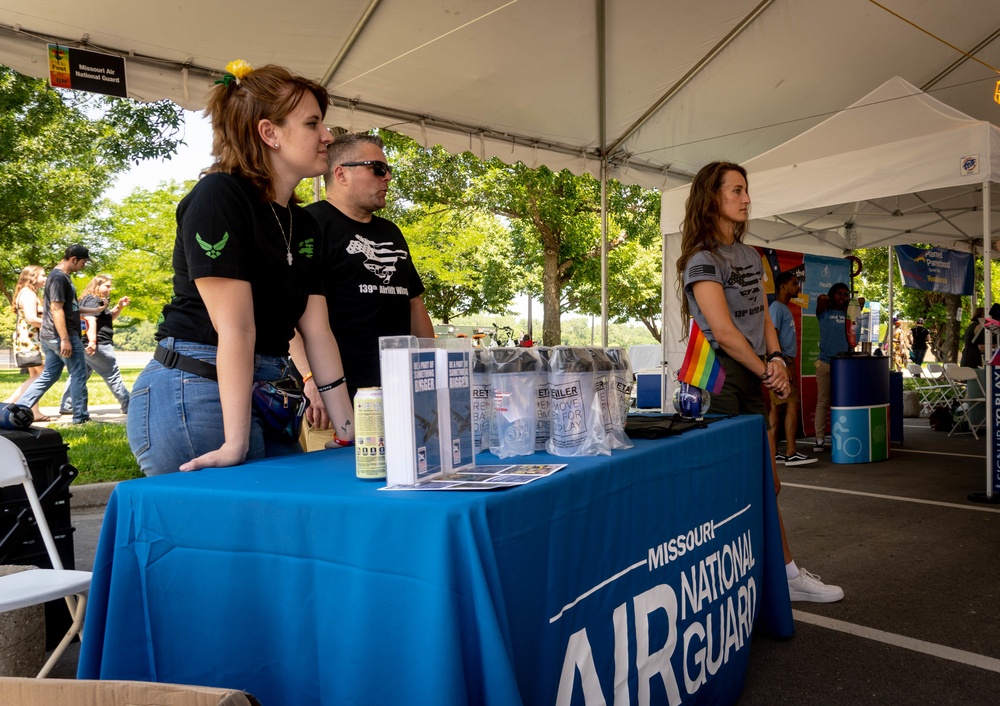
757,248,853,438
894,245,974,296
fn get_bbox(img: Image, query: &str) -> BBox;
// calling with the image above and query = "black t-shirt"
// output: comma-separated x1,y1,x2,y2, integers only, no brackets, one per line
910,325,929,348
39,268,81,339
304,201,425,389
156,173,323,356
81,294,114,344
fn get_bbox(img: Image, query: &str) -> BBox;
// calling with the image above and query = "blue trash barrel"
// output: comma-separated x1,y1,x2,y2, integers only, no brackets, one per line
830,356,890,463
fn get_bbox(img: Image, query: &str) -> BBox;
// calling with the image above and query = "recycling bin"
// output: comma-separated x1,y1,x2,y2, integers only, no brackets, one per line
830,356,890,464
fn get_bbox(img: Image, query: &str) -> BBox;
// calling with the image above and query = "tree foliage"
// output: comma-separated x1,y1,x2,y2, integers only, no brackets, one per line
380,130,662,345
0,65,183,301
854,246,1000,362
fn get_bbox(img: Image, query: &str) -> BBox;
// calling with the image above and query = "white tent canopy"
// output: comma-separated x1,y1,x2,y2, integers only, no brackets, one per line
3,1,1000,192
661,77,1000,379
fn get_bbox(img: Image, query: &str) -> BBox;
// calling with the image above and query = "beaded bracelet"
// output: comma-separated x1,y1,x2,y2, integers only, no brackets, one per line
316,376,347,393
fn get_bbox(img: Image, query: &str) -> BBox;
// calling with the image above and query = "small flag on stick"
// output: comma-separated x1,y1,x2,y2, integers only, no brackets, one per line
678,319,726,394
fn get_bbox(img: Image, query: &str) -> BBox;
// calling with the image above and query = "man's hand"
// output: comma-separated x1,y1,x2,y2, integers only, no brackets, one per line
58,338,72,358
303,377,331,429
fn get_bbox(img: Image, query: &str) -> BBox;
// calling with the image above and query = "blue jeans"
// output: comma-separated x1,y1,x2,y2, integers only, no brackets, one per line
60,343,130,413
127,338,302,476
17,337,90,423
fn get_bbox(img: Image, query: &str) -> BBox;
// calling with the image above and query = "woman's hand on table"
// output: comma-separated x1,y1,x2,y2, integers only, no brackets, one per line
179,442,248,472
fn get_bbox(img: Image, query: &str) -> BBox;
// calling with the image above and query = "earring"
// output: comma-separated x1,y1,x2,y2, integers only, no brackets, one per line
273,142,279,148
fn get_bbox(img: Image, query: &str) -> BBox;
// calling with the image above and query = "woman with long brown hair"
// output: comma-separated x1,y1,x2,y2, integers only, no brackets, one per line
58,275,131,415
127,61,354,475
6,265,49,421
676,161,843,603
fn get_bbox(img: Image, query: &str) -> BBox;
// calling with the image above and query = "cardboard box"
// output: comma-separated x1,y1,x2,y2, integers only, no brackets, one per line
0,677,259,706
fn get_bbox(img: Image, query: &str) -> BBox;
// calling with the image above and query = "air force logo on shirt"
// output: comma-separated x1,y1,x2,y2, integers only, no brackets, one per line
346,234,409,285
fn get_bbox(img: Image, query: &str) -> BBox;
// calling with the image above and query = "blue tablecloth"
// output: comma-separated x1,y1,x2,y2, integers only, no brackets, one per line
78,416,792,705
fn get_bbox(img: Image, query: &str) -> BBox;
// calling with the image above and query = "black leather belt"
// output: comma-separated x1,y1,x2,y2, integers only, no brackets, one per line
153,345,218,381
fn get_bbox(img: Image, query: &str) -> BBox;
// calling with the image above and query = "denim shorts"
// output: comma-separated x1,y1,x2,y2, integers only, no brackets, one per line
127,338,302,476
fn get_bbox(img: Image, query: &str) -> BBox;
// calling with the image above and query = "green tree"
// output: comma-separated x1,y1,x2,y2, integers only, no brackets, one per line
854,246,999,362
381,131,662,345
84,181,192,325
404,210,520,323
0,65,183,300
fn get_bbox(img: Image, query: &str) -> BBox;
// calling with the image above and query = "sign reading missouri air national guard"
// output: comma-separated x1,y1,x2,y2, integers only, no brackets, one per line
48,44,128,98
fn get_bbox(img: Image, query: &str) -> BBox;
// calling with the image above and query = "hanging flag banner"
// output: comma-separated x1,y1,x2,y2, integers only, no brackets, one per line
894,245,974,296
678,319,726,394
48,44,128,98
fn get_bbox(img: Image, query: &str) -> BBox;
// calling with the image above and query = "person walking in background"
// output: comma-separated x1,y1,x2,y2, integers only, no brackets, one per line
126,61,353,476
768,271,816,467
890,319,909,371
960,307,985,368
813,282,850,453
909,317,930,365
16,245,103,424
58,275,131,415
677,160,843,603
5,265,49,421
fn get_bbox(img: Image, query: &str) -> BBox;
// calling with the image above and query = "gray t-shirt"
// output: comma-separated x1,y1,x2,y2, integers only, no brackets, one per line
683,242,766,356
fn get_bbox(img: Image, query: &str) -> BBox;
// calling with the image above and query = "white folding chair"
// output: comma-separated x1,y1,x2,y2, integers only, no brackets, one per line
924,363,955,406
944,366,986,439
907,363,947,415
0,437,91,678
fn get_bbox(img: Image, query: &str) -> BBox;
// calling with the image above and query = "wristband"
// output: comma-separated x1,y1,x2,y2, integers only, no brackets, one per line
302,372,314,384
766,351,785,363
316,376,347,393
330,437,354,447
759,369,770,381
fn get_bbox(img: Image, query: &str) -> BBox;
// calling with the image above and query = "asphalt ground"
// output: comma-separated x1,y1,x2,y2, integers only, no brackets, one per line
45,416,1000,704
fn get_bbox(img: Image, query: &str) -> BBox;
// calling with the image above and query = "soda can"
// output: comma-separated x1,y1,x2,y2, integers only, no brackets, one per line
354,387,387,479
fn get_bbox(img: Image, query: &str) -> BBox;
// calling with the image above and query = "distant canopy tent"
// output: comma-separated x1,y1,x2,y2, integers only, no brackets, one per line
661,77,999,387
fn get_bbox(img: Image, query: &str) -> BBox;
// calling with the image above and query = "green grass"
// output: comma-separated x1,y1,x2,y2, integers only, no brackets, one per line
1,368,144,484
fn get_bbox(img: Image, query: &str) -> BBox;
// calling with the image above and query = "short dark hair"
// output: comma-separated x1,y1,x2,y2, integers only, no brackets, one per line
64,244,90,260
775,270,798,290
325,133,385,183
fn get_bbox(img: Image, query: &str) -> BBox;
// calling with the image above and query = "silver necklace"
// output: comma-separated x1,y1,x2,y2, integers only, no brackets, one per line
269,202,293,265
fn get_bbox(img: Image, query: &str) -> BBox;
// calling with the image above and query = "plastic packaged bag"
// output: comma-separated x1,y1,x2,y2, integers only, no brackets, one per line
488,348,540,458
546,346,610,457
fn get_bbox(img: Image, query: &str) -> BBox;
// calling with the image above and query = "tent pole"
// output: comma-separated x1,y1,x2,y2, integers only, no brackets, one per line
660,227,669,411
601,162,609,347
970,183,995,503
984,185,993,500
597,0,609,347
887,245,894,359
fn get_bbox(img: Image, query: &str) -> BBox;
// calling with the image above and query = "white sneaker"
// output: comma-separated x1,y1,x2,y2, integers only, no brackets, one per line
788,568,844,603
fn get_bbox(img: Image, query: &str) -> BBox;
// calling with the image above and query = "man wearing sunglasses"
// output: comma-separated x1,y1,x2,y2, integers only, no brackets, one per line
300,133,434,429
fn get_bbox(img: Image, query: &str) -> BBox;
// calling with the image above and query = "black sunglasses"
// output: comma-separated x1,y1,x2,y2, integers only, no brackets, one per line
339,160,393,177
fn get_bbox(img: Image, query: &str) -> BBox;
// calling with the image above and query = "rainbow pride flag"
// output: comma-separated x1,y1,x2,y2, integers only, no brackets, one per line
678,319,726,394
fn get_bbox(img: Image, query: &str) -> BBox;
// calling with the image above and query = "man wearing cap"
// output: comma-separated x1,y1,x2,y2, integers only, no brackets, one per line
17,245,105,424
910,317,930,365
